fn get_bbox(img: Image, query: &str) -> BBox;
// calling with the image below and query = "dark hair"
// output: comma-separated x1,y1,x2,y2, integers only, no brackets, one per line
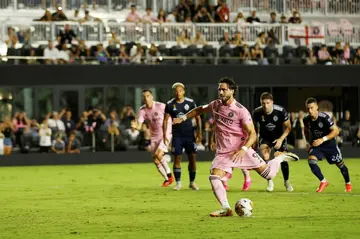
131,4,136,8
260,92,273,101
219,77,238,96
142,89,152,94
305,97,317,105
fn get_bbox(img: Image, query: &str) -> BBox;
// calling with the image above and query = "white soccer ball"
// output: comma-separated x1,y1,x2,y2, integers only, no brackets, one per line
235,198,253,217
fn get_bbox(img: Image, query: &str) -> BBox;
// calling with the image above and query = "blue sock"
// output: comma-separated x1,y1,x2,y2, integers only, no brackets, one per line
174,167,181,182
281,161,289,181
308,159,325,181
338,163,350,183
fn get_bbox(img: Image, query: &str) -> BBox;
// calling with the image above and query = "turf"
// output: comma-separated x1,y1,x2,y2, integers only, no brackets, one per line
0,158,360,239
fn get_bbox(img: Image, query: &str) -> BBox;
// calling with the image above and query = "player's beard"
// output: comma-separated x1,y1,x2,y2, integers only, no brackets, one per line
220,95,231,104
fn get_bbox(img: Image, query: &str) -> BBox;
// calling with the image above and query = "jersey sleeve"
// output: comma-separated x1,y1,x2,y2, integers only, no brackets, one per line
281,108,289,122
164,103,171,115
137,108,146,124
240,108,253,125
323,114,335,128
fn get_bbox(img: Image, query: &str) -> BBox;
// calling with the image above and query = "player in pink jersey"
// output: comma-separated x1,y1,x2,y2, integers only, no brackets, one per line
131,89,174,187
173,77,298,217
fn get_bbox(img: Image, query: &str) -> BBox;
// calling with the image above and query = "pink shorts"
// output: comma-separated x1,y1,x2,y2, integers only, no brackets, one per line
210,148,266,174
150,136,171,155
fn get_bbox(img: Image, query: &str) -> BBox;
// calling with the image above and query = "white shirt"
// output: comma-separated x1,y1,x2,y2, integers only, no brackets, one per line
58,50,70,61
48,119,66,131
126,129,139,141
44,47,59,59
166,14,176,23
39,128,52,146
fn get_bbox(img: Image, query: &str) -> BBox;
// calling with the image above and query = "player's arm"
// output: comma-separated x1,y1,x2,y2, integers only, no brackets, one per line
173,104,210,124
232,122,257,162
131,120,143,131
312,117,339,147
163,113,170,140
195,115,202,142
210,123,216,151
279,119,292,141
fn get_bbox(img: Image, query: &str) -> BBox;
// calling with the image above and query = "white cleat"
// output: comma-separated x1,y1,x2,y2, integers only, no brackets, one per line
174,183,182,191
284,180,294,192
189,182,200,191
277,152,299,162
267,179,274,192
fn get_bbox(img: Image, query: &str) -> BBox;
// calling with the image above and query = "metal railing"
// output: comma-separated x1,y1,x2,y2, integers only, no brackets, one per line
2,22,360,46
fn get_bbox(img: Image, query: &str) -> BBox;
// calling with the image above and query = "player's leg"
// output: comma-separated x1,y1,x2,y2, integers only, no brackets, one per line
185,137,199,190
209,167,233,217
277,141,297,192
149,140,169,185
154,148,174,187
172,137,183,190
336,161,352,192
307,147,328,192
240,168,252,191
259,143,275,192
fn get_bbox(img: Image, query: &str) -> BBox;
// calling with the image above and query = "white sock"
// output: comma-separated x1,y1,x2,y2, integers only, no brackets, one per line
321,178,327,183
221,200,231,209
346,182,351,185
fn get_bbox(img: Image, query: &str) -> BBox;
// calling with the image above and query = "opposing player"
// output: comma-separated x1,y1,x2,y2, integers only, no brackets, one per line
303,97,352,192
173,77,298,216
242,92,298,192
131,89,174,187
164,82,202,191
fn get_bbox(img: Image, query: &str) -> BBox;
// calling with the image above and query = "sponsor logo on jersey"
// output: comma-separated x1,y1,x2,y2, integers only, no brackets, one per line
265,123,276,131
215,114,234,125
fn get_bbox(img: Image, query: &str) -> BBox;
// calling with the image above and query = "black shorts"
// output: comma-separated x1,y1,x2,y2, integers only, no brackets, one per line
309,142,343,165
259,138,288,152
171,136,197,156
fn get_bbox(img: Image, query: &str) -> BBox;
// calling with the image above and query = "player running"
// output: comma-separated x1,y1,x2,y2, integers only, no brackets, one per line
163,82,202,191
131,89,174,187
173,77,298,217
241,92,298,192
303,97,352,193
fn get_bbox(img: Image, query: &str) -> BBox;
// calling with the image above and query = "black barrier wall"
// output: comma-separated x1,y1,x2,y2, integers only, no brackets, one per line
1,65,360,86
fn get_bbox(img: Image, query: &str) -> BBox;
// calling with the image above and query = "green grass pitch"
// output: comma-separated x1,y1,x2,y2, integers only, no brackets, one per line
0,158,360,239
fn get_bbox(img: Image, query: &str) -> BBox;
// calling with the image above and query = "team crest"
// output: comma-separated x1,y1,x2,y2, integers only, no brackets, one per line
228,112,234,118
318,122,323,128
273,115,278,122
261,115,265,122
184,104,189,111
173,104,177,111
154,112,158,116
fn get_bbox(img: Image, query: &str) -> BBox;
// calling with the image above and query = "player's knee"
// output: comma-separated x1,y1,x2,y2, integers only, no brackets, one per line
209,175,221,182
336,161,345,168
308,159,318,165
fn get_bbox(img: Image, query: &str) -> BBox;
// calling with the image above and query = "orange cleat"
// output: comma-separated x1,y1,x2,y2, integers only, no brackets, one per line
168,175,174,185
242,180,252,191
316,181,329,193
210,208,233,217
345,184,352,192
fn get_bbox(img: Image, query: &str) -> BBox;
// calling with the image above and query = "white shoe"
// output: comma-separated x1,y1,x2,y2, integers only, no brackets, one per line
174,183,182,191
189,182,199,191
267,179,274,192
283,152,299,161
284,180,294,192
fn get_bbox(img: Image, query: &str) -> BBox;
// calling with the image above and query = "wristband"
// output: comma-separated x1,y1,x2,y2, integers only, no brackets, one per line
181,115,187,121
241,146,248,152
322,136,328,142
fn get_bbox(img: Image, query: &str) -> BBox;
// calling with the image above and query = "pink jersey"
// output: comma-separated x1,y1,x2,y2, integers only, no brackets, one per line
138,101,172,139
208,99,253,155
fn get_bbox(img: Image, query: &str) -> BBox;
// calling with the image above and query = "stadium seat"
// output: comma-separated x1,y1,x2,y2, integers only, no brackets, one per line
202,45,216,64
219,45,234,64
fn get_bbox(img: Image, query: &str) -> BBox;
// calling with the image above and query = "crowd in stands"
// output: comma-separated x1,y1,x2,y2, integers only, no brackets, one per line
1,106,360,155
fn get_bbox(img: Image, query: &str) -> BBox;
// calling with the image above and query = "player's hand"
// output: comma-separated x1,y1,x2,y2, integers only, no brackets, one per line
232,149,246,163
196,134,202,144
272,138,283,150
172,118,184,125
163,137,169,146
312,138,323,147
210,141,216,151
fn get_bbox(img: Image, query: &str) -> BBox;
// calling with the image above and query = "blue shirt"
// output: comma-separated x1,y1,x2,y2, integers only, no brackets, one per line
165,97,197,137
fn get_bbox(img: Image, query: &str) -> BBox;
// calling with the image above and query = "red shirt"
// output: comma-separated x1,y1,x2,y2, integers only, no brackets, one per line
217,6,230,22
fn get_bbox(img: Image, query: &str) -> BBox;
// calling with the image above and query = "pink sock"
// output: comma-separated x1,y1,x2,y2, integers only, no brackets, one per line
160,158,171,174
242,169,251,181
261,157,282,180
156,164,168,180
209,175,230,209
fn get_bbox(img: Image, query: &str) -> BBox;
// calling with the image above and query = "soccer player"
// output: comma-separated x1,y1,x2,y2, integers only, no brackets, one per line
242,92,298,192
303,97,352,193
131,89,174,187
173,77,298,217
163,82,202,191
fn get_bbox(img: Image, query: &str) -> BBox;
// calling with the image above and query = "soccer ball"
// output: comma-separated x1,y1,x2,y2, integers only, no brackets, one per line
235,198,253,217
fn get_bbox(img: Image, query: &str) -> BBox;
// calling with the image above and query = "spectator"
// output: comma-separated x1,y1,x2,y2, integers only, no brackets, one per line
52,134,66,154
57,24,77,45
146,44,160,64
69,44,79,63
269,12,277,23
71,9,81,22
129,44,143,64
66,131,81,154
62,111,76,137
288,11,302,24
138,123,151,151
339,110,355,142
231,31,243,46
47,110,66,137
306,48,317,65
4,27,18,48
119,44,129,64
27,49,39,65
193,7,214,23
242,44,258,65
126,5,141,23
354,47,360,64
185,16,192,23
105,110,120,128
96,44,110,64
214,0,230,23
177,31,191,45
13,112,29,152
78,40,90,59
44,40,59,65
192,31,207,45
318,44,332,64
252,43,268,65
39,9,53,22
126,120,140,146
81,10,101,22
176,0,191,22
52,7,68,21
58,43,70,64
157,8,166,23
108,32,121,49
246,10,260,23
142,7,156,23
39,120,52,153
343,42,351,63
166,9,177,23
280,14,287,23
219,31,231,45
107,120,127,151
1,116,14,155
266,29,280,48
28,119,39,147
255,32,267,48
195,0,212,15
294,111,306,149
233,12,245,23
120,106,136,129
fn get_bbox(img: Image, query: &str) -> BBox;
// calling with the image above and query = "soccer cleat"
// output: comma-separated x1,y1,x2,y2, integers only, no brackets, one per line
189,182,199,191
168,175,174,185
210,208,233,217
242,180,252,191
162,180,171,187
174,183,182,191
345,184,352,192
284,180,294,192
267,179,274,192
283,152,299,161
316,181,329,193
